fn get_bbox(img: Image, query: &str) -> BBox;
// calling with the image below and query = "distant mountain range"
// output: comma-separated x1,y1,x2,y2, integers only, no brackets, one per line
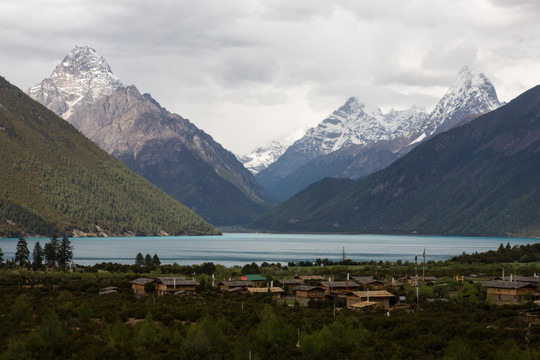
27,46,272,226
0,76,218,237
253,66,501,201
250,85,540,237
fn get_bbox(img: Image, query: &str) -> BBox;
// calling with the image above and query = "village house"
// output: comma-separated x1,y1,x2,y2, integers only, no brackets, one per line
352,276,386,290
278,278,302,290
154,277,199,296
99,286,119,296
346,290,395,310
247,287,285,299
130,278,154,296
483,280,538,304
317,280,360,295
294,275,325,284
218,280,255,292
241,274,267,287
398,275,419,286
293,285,327,306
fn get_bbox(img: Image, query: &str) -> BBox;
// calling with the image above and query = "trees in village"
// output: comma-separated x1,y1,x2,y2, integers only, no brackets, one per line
44,236,60,268
135,252,145,266
32,241,44,270
15,237,30,268
135,252,161,267
152,254,161,267
42,236,73,269
58,236,74,269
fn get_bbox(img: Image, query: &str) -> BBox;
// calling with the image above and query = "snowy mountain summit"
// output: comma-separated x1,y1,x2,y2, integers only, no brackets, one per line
27,46,123,119
296,98,429,158
255,66,501,200
425,65,500,136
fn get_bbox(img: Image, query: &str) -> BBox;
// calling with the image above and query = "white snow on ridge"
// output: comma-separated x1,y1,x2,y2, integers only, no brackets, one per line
251,65,501,174
27,45,124,120
409,132,426,146
239,128,305,174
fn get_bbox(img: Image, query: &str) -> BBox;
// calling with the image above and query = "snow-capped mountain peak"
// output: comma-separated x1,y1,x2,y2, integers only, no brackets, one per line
27,45,124,119
426,65,500,135
239,128,306,174
291,96,429,157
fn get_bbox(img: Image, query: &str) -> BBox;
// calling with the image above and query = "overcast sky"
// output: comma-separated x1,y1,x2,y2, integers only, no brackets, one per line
2,0,540,154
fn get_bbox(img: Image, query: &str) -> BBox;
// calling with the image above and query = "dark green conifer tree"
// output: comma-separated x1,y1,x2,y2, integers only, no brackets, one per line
58,237,74,270
152,254,161,267
135,253,144,266
44,236,60,268
15,237,30,268
32,241,44,270
144,254,152,266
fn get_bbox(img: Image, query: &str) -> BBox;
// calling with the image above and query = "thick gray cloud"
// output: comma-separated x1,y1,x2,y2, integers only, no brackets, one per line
1,0,540,154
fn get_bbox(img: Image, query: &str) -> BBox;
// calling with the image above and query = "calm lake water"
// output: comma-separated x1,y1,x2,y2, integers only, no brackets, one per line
0,233,538,267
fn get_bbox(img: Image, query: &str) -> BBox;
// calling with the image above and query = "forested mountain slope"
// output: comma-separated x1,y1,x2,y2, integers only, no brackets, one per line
0,76,218,237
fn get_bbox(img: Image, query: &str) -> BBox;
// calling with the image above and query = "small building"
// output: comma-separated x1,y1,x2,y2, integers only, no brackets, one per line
247,287,285,299
293,285,327,306
130,278,154,296
317,281,360,295
352,276,385,290
346,290,395,310
218,280,255,292
241,274,267,287
154,277,198,296
398,276,418,286
294,275,325,284
99,286,119,296
484,280,538,304
514,276,540,285
349,301,378,310
278,278,302,288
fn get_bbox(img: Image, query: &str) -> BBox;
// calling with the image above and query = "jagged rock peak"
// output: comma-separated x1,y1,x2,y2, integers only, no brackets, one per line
59,46,117,75
426,65,500,135
27,45,124,119
447,65,498,100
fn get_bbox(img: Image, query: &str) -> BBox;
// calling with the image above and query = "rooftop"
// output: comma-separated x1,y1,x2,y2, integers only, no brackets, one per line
318,281,360,289
350,290,395,298
483,281,538,289
247,287,285,294
242,274,267,281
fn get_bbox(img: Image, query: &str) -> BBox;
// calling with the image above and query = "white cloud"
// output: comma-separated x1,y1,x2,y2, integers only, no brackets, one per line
1,0,540,154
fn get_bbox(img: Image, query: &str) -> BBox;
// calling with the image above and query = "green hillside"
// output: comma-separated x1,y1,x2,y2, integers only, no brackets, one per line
0,76,218,237
251,86,540,237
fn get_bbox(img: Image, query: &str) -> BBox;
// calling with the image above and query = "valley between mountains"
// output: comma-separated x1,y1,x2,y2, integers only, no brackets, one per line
0,45,537,237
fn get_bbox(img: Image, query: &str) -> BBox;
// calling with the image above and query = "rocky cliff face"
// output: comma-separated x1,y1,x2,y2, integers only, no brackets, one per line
256,66,501,201
27,46,124,119
27,46,271,225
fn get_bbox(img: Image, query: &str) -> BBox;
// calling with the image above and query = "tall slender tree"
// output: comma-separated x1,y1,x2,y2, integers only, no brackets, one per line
44,236,60,268
0,247,4,266
58,237,74,270
32,241,44,270
152,254,161,267
15,237,30,268
135,253,144,266
144,254,152,266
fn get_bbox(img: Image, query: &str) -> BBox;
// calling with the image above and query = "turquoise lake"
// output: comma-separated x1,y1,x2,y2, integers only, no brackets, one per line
0,233,538,266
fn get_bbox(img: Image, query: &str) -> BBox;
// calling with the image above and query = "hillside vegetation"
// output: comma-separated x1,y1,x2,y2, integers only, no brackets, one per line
0,76,218,237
